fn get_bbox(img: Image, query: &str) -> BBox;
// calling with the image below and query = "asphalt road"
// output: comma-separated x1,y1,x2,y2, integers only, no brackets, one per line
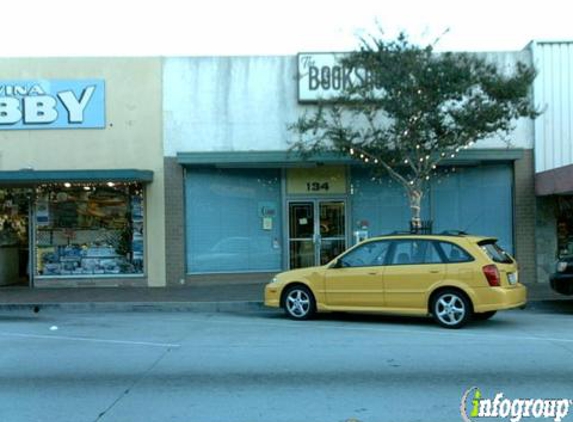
0,304,572,422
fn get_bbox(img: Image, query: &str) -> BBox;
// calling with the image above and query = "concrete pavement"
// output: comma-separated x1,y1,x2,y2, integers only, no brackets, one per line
1,309,573,422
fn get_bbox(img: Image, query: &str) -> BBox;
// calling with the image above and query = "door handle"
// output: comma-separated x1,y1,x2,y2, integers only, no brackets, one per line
368,272,378,275
430,270,440,274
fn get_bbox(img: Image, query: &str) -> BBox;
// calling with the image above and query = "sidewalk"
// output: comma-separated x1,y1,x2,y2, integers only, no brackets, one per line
0,281,569,313
0,282,268,312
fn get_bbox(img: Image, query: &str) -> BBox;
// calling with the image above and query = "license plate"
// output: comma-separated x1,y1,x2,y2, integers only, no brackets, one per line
508,272,517,285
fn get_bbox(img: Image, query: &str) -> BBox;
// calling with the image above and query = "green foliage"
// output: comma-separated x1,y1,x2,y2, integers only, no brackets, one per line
290,32,539,225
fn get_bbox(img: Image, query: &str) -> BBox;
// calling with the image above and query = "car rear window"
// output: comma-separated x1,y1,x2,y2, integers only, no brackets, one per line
438,242,473,263
478,240,514,264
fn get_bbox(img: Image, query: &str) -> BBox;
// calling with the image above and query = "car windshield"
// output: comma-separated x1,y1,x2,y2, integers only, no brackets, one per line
478,240,513,264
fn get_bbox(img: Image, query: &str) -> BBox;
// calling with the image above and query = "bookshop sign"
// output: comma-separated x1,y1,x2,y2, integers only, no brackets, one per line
298,53,383,103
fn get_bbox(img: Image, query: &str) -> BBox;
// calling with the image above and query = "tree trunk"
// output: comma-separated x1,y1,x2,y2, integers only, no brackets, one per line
408,186,423,234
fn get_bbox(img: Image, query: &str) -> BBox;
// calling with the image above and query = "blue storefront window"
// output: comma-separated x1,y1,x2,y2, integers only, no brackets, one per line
185,168,282,273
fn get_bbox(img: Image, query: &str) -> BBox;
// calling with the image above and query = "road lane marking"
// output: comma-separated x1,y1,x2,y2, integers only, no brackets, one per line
0,331,180,348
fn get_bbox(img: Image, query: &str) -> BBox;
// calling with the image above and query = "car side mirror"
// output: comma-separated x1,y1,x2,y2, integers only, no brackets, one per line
332,259,346,269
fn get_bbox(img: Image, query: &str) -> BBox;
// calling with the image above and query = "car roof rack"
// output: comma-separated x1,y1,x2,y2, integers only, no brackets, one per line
384,231,413,235
379,230,470,237
439,230,469,236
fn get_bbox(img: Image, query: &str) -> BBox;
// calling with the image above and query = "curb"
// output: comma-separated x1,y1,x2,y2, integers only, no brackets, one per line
0,299,569,314
0,301,268,314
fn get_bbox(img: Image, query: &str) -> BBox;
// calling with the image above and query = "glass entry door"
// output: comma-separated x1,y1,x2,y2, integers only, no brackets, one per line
288,200,346,269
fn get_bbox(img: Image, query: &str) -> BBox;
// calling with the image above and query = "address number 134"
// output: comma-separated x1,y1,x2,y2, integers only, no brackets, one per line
306,182,330,192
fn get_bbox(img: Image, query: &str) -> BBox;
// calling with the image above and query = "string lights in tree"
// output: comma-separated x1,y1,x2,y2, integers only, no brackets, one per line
290,31,539,233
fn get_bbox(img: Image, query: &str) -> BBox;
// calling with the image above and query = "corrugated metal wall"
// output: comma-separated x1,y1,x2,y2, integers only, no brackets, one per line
533,41,573,173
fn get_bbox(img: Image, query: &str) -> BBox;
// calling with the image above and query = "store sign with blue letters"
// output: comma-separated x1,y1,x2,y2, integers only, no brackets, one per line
0,80,105,129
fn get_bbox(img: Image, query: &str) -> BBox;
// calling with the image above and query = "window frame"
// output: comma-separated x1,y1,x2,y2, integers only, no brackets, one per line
334,239,392,268
434,240,476,264
386,239,445,266
477,240,513,264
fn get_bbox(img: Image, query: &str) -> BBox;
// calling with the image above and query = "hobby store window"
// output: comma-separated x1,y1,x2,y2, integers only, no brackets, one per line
34,183,144,277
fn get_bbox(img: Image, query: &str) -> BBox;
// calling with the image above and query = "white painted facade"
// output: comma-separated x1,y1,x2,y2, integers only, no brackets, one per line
532,41,573,173
163,53,533,157
163,56,300,157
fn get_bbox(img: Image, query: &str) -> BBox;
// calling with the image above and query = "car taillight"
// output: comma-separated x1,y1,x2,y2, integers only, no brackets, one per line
482,265,501,286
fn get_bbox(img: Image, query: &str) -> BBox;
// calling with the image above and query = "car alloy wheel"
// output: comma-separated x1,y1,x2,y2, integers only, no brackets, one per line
432,290,471,329
284,285,315,320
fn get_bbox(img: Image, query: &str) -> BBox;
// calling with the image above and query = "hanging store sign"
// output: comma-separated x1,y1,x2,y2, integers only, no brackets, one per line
0,80,105,130
287,166,347,195
297,53,383,103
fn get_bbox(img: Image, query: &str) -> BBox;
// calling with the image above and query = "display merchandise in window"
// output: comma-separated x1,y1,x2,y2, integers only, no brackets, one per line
0,189,29,247
35,184,144,276
557,196,573,258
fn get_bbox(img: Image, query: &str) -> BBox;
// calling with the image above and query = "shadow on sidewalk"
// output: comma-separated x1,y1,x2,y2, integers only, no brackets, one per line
0,282,266,304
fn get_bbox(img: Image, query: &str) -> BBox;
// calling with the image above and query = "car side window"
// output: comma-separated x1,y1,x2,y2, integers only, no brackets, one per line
438,242,473,263
339,241,390,267
390,240,443,265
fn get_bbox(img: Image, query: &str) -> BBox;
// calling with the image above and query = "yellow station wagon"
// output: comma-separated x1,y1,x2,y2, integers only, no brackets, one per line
265,234,527,328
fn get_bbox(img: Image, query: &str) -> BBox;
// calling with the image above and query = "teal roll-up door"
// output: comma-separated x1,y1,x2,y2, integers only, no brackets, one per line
430,164,513,253
350,170,430,235
350,164,514,253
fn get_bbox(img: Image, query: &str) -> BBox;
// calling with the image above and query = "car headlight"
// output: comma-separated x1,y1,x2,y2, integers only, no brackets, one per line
268,277,279,284
557,261,568,273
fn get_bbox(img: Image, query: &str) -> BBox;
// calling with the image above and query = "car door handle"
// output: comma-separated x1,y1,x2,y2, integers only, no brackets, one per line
429,270,440,273
368,272,378,275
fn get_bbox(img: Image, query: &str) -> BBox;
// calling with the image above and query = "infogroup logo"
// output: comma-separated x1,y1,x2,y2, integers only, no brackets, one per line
461,387,572,422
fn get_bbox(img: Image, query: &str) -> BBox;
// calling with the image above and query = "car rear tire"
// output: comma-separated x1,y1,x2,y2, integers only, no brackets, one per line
431,289,472,329
283,285,316,320
473,311,497,321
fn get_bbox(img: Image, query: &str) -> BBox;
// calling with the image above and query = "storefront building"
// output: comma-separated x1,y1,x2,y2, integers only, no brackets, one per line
0,58,165,287
163,52,537,286
532,41,573,283
1,49,550,289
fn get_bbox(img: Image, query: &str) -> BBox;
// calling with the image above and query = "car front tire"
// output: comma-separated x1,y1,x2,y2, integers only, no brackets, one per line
431,289,472,329
283,285,316,320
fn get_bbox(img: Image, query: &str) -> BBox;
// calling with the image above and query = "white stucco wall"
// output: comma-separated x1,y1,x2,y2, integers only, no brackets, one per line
164,56,299,156
164,52,534,157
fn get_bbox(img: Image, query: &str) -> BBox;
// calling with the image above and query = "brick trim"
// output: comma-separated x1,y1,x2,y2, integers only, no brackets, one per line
164,157,186,286
513,149,536,285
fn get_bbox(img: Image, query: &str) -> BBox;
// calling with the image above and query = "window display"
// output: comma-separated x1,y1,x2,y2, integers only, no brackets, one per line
35,184,144,277
557,196,573,258
0,189,28,247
